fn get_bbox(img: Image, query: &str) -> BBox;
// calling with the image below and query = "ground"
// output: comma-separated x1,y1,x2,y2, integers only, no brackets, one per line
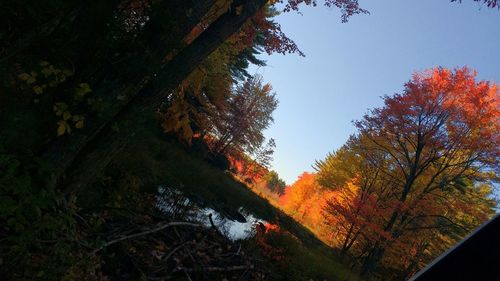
78,121,362,280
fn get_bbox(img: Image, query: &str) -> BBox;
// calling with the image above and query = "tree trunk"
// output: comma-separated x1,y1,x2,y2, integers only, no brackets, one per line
399,241,428,281
360,242,386,277
340,222,356,257
62,0,268,193
360,158,421,276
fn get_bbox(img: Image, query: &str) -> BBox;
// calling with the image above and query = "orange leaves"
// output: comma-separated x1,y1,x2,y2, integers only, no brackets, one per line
408,67,499,136
308,67,499,274
242,67,497,276
254,223,286,264
357,67,499,179
280,172,319,215
227,152,267,183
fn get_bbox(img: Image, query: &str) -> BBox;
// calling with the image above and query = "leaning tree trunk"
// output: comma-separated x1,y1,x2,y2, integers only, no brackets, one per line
39,0,216,187
62,0,268,193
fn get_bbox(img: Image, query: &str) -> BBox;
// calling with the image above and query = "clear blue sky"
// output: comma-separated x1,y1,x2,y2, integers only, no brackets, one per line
251,0,500,184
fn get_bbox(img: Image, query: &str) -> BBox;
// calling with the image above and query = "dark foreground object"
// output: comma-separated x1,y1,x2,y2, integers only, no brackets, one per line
410,214,500,281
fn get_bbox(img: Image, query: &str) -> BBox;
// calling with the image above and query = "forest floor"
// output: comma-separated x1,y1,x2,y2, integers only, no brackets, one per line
80,122,362,280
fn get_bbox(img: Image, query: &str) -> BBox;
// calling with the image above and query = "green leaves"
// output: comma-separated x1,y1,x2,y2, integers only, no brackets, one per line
0,151,83,279
63,111,72,121
53,102,69,116
75,83,92,100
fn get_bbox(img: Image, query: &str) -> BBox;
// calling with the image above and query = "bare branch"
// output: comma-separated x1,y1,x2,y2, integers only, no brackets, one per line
91,222,201,254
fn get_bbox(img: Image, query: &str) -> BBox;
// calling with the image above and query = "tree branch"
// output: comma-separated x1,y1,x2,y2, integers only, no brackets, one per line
91,222,200,254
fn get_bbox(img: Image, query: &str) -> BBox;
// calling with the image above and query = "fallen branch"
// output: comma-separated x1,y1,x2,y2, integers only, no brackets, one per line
163,241,195,262
91,222,200,254
208,213,224,237
179,265,254,273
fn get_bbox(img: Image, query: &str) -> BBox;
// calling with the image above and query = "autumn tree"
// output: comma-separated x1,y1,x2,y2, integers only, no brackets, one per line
264,170,287,195
382,182,496,280
314,68,498,277
316,137,394,258
352,67,499,276
159,4,286,145
208,75,278,157
3,1,498,279
281,173,324,224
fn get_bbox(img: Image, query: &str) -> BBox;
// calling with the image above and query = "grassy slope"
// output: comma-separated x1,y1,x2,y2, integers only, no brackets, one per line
95,123,361,280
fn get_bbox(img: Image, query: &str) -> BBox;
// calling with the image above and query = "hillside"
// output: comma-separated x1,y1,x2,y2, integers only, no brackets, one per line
82,121,362,280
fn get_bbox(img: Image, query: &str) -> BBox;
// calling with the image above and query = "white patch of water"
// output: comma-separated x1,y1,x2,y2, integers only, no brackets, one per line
157,186,266,240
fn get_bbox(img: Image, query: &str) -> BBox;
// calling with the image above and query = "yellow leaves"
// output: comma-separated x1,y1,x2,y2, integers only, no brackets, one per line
56,115,85,136
18,73,31,81
72,115,85,129
39,61,72,82
18,72,37,84
57,120,71,136
18,60,91,137
75,121,84,129
345,180,360,193
75,83,92,99
18,61,74,96
32,85,44,95
53,103,84,136
159,98,194,144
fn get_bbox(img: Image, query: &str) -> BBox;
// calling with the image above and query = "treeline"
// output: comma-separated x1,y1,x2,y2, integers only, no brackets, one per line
1,0,498,280
279,68,499,279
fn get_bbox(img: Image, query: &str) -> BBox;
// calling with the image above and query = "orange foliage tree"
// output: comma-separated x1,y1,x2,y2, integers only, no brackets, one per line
280,173,326,227
311,67,498,277
351,67,499,275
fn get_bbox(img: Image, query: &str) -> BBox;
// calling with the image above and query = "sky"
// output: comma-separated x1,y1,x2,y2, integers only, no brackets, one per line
250,0,500,184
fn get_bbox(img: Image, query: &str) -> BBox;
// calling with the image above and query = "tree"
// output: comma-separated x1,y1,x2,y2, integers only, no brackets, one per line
264,170,287,195
159,4,289,145
316,137,393,258
382,182,496,280
45,0,371,190
47,0,271,191
281,172,322,222
314,68,498,276
353,67,499,276
209,75,278,156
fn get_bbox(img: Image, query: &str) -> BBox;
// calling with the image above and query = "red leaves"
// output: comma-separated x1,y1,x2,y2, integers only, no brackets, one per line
356,67,499,167
281,0,368,22
254,223,286,264
250,6,305,56
290,67,499,274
